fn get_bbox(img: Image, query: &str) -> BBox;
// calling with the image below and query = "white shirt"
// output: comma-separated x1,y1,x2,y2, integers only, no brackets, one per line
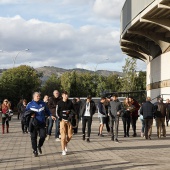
84,102,90,116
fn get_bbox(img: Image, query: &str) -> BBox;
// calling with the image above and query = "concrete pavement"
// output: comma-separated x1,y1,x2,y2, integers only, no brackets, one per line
0,116,170,170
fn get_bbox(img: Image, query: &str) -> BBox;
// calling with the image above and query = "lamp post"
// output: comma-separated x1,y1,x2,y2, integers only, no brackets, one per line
13,49,29,67
0,49,29,67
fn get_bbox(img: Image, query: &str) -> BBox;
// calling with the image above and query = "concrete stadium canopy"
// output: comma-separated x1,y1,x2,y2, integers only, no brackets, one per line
120,0,170,62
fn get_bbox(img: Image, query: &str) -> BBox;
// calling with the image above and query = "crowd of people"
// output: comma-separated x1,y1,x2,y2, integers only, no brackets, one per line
1,91,170,157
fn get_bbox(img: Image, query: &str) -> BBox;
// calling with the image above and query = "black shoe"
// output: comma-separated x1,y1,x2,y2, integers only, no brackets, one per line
37,146,42,154
86,138,90,142
132,133,137,137
33,151,38,157
82,135,85,141
111,136,114,141
148,136,151,140
98,133,99,136
115,139,119,143
99,134,104,137
126,133,129,137
124,134,126,137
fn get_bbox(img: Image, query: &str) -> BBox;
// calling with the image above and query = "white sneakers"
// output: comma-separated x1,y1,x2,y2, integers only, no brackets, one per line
61,146,68,155
65,146,67,152
45,135,50,141
55,138,60,142
62,150,66,156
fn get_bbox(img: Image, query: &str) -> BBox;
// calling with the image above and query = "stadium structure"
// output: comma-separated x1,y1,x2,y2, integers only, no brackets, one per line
120,0,170,101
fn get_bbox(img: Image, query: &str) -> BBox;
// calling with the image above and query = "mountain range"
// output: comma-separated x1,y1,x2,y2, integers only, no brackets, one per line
0,66,123,82
35,66,123,81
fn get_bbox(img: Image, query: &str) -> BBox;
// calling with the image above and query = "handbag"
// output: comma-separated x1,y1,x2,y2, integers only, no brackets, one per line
2,113,7,118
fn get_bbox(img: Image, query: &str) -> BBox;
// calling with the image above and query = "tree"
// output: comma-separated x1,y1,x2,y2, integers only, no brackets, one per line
121,57,137,92
106,74,122,93
0,65,42,105
134,71,146,91
41,74,61,97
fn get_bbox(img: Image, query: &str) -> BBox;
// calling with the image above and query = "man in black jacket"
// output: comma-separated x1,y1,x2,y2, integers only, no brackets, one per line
140,97,155,140
57,91,75,156
81,95,96,142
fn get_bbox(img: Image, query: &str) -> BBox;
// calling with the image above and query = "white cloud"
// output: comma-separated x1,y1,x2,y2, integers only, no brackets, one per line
93,0,125,20
0,0,146,72
0,16,126,70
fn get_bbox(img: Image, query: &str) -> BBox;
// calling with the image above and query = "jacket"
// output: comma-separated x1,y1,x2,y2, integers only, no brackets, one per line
131,101,140,117
109,100,123,118
81,100,96,117
140,101,154,119
98,102,106,117
155,102,166,118
26,100,52,125
48,96,61,116
57,99,74,121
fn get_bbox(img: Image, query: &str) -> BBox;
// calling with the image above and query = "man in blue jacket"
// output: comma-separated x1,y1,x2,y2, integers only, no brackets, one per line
26,92,56,157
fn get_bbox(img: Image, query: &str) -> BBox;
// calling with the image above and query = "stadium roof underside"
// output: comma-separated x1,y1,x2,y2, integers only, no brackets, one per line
120,0,170,62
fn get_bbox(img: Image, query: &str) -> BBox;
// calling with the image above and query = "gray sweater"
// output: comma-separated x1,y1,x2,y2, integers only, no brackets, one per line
109,100,123,117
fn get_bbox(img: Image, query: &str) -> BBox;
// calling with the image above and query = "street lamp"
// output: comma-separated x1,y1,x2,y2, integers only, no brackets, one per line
94,58,109,72
13,49,29,67
0,49,29,67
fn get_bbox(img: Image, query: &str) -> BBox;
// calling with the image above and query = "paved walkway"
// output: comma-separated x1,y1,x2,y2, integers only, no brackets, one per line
1,116,170,170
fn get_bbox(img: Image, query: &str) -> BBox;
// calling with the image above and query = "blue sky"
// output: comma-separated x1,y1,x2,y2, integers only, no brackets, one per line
0,0,146,71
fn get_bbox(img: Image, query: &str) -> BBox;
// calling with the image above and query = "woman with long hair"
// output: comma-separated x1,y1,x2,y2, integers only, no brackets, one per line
122,98,134,137
0,99,10,134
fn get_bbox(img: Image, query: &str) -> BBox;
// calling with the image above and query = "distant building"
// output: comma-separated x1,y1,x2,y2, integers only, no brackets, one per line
120,0,170,101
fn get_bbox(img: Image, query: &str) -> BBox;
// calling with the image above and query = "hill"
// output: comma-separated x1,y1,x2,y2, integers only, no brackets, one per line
35,66,123,82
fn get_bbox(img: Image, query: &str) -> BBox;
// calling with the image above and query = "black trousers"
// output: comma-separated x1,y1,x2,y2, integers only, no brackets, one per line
30,126,46,151
105,116,110,132
82,116,92,138
21,122,27,132
2,117,9,126
131,116,138,134
122,117,130,135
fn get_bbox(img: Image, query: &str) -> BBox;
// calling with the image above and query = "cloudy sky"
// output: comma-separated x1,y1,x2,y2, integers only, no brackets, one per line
0,0,146,71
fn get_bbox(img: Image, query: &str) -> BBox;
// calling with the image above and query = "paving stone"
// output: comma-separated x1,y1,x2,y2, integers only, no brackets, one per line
1,115,170,169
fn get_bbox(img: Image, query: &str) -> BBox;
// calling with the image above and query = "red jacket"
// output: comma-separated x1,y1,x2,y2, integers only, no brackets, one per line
132,101,140,117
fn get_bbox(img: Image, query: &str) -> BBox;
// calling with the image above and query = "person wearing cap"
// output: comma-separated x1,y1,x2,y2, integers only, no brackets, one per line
109,94,123,143
80,95,96,142
26,92,56,157
56,91,74,156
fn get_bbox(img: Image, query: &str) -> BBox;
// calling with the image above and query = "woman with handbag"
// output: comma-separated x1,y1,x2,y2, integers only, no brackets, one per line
0,99,10,134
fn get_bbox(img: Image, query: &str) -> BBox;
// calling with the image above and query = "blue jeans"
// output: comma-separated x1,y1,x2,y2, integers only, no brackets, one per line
47,117,54,135
47,117,60,138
